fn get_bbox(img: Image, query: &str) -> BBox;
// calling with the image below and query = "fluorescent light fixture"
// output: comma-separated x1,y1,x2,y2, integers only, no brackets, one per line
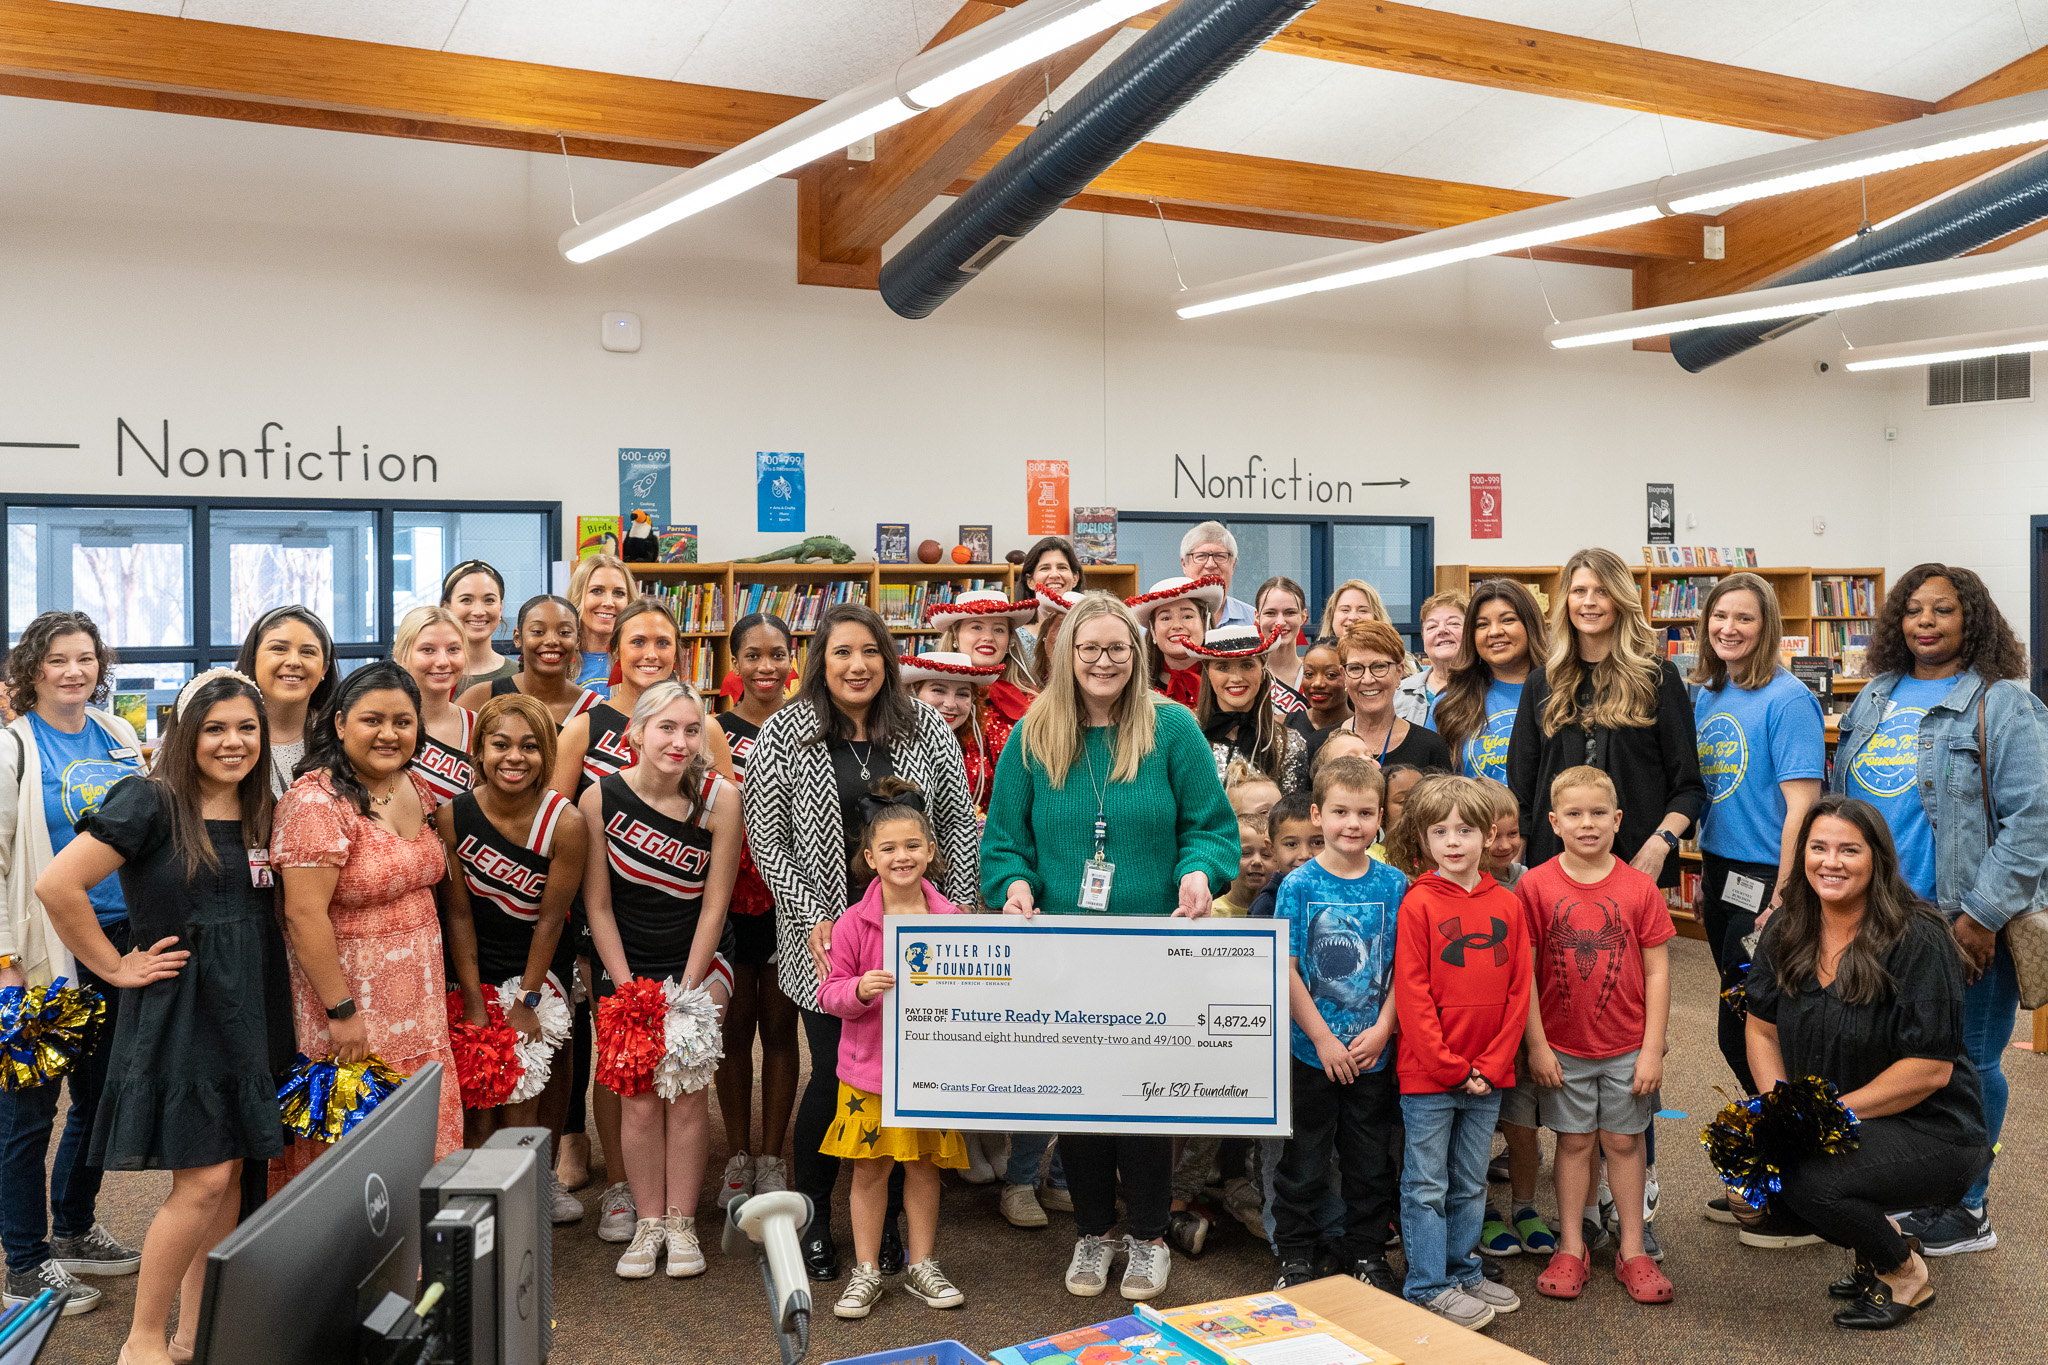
1543,249,2048,349
1178,88,2048,320
560,0,1157,263
1838,323,2048,371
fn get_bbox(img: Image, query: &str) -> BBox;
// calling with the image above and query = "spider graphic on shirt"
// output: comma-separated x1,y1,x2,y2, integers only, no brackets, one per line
1543,896,1630,1021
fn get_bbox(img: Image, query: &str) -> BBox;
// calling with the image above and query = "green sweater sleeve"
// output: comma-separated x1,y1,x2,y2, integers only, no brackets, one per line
1157,704,1243,893
978,728,1042,907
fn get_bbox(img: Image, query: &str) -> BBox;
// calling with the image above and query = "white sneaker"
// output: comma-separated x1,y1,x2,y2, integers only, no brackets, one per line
597,1182,637,1242
615,1218,664,1278
1119,1236,1171,1301
753,1154,789,1194
716,1152,753,1210
1001,1183,1049,1229
540,1163,586,1225
664,1214,706,1277
1064,1235,1114,1297
960,1132,996,1184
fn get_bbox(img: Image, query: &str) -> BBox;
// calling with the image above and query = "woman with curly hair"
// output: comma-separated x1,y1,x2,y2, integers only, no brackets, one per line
1830,563,2048,1256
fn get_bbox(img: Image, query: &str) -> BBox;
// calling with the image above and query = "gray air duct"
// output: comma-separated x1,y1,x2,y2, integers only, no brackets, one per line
880,0,1318,320
1673,147,2048,372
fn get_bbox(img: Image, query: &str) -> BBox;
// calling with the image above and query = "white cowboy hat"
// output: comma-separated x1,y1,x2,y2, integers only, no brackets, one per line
1126,576,1227,631
899,651,1005,688
923,589,1038,631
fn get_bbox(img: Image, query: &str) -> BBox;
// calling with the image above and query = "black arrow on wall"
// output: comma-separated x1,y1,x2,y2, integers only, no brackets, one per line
1358,479,1411,488
2,440,82,448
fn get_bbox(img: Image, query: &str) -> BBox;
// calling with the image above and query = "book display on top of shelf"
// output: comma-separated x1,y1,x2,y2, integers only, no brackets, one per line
958,524,992,563
876,522,910,563
1072,506,1117,564
576,515,620,559
658,524,698,563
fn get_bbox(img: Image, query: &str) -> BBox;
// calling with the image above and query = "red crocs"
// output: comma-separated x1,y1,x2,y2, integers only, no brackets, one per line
1615,1252,1674,1304
1537,1249,1591,1299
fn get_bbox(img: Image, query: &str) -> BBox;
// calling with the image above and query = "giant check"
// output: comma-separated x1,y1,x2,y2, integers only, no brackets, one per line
880,915,1291,1136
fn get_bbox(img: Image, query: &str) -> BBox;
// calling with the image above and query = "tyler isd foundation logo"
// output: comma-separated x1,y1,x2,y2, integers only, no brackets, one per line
902,939,1013,985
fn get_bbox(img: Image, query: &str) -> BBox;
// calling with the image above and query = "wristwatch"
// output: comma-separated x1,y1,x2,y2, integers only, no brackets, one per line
325,997,358,1021
0,954,13,971
1656,830,1681,852
522,990,543,1010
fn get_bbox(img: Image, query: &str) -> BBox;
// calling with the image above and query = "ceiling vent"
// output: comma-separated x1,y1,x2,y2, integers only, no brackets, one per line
1927,352,2031,407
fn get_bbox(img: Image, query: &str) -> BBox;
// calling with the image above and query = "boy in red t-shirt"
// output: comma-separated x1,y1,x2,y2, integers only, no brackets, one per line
1517,767,1674,1306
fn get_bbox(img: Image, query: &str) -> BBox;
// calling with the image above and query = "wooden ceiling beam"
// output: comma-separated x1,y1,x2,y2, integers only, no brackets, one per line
1122,0,1929,140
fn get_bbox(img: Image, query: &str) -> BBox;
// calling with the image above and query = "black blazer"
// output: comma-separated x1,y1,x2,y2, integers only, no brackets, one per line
1505,661,1705,888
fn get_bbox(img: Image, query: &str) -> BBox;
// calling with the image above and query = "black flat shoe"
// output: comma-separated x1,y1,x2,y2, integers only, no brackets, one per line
1834,1281,1934,1329
802,1231,839,1282
1827,1266,1870,1299
879,1220,905,1277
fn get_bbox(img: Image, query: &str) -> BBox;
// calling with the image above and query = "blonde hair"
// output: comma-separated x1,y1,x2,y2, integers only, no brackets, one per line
1687,571,1784,692
569,553,637,646
393,605,464,699
471,692,559,780
1386,774,1493,878
1014,593,1158,786
1419,589,1468,622
628,679,713,819
1541,547,1661,736
1549,763,1617,806
1320,579,1389,636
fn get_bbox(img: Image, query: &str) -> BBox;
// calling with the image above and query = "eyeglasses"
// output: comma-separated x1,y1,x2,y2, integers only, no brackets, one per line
1075,643,1133,663
1344,660,1399,680
1185,551,1233,566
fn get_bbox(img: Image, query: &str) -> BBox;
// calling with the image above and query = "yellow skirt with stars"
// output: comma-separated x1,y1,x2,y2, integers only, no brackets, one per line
819,1082,968,1167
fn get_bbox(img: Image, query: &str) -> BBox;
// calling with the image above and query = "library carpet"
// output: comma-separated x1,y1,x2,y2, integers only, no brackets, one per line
43,938,2048,1364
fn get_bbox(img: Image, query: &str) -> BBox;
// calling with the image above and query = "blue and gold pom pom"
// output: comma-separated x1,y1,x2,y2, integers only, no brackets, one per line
0,977,107,1091
1720,961,1750,1021
278,1052,408,1142
1701,1074,1859,1211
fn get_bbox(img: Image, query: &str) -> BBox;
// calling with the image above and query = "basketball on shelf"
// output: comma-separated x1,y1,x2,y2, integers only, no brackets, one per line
950,545,972,564
918,539,943,564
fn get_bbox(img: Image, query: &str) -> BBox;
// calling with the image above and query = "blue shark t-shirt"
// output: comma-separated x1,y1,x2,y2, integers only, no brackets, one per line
1846,675,1955,898
30,712,139,925
1694,669,1825,865
1454,678,1523,782
1277,854,1408,1070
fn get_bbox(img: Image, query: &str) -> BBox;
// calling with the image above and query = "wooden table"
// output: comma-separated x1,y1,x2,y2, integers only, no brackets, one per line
1283,1276,1548,1365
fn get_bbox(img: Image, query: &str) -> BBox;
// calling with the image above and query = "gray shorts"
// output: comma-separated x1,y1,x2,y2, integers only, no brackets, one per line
1536,1050,1654,1136
1497,1081,1540,1129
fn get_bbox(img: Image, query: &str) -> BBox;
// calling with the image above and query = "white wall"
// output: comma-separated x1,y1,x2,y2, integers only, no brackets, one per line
0,95,1893,585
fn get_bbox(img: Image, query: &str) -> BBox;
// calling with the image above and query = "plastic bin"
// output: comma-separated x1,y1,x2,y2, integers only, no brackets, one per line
826,1341,988,1365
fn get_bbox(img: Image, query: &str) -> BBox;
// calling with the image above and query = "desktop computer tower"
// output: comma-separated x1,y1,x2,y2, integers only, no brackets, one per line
419,1127,551,1365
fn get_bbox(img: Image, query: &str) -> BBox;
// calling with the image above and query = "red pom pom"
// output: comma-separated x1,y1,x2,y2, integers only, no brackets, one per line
595,977,669,1099
445,990,524,1110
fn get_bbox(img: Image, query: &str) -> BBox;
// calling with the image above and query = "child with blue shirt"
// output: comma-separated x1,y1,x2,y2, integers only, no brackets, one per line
1270,755,1409,1294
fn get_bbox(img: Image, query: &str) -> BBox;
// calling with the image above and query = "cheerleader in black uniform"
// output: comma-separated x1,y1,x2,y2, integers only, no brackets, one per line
710,612,801,1211
396,605,477,804
436,696,587,1218
579,680,739,1282
455,595,601,728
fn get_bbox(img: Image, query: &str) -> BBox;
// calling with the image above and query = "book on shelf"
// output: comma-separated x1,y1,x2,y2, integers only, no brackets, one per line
1072,506,1117,565
657,525,698,563
576,516,620,559
734,579,868,631
1649,575,1721,619
1812,574,1880,617
1789,654,1834,700
644,580,726,634
876,577,1013,627
677,638,718,691
1137,1293,1402,1365
875,522,910,563
958,524,993,564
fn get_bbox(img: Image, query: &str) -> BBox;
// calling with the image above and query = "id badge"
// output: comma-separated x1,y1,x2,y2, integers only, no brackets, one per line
1723,871,1766,914
1078,858,1115,910
247,848,275,889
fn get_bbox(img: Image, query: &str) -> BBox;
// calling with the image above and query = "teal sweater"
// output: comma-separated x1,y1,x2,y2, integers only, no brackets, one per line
980,702,1241,915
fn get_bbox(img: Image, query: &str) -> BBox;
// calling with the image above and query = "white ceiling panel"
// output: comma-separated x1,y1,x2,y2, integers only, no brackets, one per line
1518,113,1807,198
179,0,468,50
442,0,728,81
670,0,948,98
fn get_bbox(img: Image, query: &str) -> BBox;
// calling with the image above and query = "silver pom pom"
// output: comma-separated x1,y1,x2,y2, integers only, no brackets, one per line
496,978,572,1105
652,977,725,1100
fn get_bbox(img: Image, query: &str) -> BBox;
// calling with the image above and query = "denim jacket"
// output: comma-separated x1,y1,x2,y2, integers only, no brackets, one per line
1831,669,2048,931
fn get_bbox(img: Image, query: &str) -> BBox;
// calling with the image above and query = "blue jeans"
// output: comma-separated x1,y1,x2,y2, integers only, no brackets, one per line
1960,938,2020,1208
1399,1089,1501,1304
0,923,127,1275
1003,1132,1067,1189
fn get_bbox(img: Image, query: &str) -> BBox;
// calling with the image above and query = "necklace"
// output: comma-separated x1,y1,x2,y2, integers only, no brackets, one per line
849,739,873,781
368,774,401,809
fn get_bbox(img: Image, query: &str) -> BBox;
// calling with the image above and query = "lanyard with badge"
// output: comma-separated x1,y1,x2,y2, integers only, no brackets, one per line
1077,737,1115,910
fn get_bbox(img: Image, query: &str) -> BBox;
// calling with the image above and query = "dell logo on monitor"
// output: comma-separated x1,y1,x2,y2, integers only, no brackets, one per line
364,1173,391,1237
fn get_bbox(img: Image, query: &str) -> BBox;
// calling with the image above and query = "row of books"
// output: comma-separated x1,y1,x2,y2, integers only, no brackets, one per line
1813,574,1880,617
732,581,868,630
676,640,719,691
1809,618,1872,662
644,581,726,634
1668,868,1703,921
1643,545,1760,568
1647,575,1725,618
876,578,1012,627
1655,625,1697,658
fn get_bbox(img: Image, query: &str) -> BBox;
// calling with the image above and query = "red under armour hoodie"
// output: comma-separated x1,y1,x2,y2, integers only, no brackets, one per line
1394,871,1532,1095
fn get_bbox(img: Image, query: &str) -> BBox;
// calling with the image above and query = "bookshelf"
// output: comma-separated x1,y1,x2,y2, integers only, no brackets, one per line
628,560,1141,698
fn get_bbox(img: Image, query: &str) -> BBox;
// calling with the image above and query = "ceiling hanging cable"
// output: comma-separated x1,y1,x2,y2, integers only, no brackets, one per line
1524,249,1561,325
1625,0,1678,177
558,135,584,226
1040,70,1056,125
1151,200,1189,291
2017,0,2036,52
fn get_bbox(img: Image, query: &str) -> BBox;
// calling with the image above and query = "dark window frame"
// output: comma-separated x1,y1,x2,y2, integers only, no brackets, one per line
3,492,562,669
1117,510,1436,637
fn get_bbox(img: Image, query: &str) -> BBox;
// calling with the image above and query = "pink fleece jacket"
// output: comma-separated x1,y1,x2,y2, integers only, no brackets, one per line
817,877,963,1094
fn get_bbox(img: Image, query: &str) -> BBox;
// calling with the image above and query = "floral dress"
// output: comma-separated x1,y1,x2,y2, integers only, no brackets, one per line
270,770,462,1184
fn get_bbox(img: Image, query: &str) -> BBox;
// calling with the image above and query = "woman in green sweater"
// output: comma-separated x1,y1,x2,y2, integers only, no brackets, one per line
981,592,1239,1305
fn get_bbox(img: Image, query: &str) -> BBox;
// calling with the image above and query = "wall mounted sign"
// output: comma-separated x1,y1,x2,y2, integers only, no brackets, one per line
1469,473,1502,539
756,451,805,533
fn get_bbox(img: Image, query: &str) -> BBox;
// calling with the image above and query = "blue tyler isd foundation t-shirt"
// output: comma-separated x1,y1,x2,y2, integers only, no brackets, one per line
29,712,139,926
1277,855,1408,1071
1694,669,1825,865
1845,675,1955,899
1455,678,1523,782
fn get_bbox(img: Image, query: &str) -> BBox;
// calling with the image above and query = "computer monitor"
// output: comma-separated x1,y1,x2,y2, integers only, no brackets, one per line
193,1063,444,1365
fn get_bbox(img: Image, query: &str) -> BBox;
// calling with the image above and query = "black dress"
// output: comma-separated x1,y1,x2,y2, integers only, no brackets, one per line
82,778,294,1170
595,771,737,989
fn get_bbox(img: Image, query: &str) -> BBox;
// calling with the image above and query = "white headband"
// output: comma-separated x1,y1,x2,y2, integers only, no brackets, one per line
175,667,259,721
